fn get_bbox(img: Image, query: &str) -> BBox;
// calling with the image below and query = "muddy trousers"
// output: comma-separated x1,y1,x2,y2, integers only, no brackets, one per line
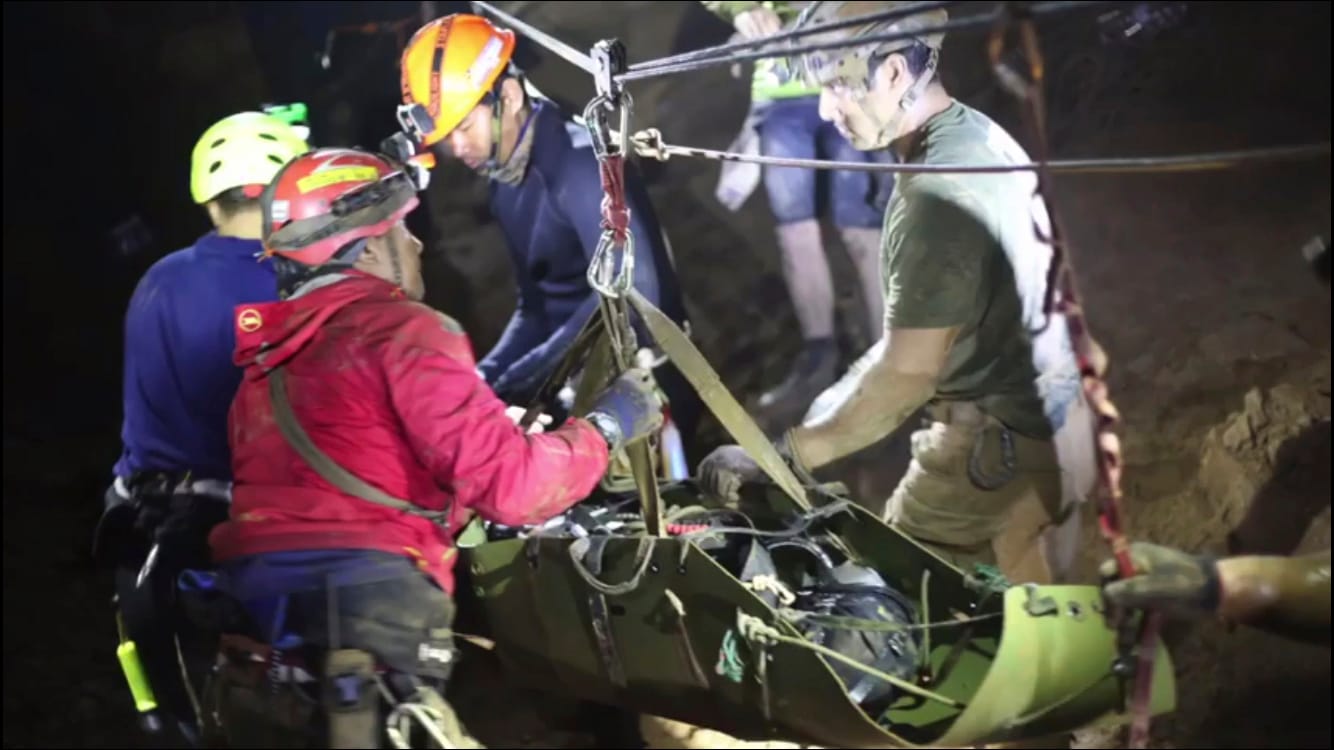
884,402,1069,585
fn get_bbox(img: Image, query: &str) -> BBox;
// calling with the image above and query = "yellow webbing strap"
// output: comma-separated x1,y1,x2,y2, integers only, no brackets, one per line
625,288,812,512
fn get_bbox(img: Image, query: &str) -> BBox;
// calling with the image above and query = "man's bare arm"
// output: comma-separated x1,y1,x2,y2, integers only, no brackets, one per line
787,325,960,471
1217,549,1331,646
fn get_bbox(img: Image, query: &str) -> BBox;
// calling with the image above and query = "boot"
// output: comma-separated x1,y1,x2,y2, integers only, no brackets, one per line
755,219,841,434
754,337,839,433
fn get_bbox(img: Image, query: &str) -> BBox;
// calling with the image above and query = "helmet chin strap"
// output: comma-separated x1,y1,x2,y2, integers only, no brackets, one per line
469,74,511,179
386,231,406,291
863,47,939,150
479,92,505,178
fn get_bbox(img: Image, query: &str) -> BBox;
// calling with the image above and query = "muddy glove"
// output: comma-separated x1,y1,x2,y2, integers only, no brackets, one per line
1100,541,1222,616
585,368,664,452
697,445,763,503
698,431,812,503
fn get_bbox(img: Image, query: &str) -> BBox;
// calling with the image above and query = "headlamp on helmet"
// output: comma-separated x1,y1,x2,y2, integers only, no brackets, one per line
380,132,436,192
396,103,436,147
261,148,421,268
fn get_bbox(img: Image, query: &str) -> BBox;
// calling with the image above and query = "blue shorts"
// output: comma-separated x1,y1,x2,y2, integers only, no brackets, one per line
756,96,891,228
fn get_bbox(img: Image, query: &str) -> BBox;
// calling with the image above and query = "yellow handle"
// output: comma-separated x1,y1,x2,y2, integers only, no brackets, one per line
116,640,159,713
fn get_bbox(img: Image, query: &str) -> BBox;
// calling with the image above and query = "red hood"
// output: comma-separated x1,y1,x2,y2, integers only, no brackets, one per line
233,271,405,372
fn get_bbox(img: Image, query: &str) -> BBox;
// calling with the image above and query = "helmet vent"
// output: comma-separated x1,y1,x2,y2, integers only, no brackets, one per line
209,161,223,174
211,137,227,149
267,154,285,165
259,132,279,142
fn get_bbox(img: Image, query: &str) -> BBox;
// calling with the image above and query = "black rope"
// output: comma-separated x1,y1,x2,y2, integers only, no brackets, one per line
470,1,598,75
633,135,1333,175
616,1,1117,84
624,0,967,73
468,3,1329,176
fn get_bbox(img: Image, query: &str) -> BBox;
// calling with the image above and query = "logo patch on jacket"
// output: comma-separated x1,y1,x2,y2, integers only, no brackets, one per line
237,308,264,333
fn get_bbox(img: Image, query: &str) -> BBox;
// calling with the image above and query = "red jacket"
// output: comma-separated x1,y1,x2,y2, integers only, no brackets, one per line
208,271,610,594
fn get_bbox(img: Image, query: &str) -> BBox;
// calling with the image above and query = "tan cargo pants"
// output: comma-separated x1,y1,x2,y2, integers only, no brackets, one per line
884,400,1092,585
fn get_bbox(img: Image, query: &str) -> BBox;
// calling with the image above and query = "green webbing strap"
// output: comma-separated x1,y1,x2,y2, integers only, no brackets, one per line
625,289,812,512
519,309,606,431
267,367,452,529
572,328,616,415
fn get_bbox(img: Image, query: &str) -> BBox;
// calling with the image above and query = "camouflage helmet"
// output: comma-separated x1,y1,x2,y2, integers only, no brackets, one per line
790,1,948,90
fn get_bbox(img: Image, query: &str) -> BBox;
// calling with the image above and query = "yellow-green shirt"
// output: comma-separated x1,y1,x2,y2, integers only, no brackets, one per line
703,1,821,102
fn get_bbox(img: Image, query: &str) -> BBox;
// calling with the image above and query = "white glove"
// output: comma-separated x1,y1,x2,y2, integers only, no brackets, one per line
505,405,553,434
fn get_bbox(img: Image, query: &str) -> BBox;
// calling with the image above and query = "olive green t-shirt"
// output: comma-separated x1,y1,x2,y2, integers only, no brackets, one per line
882,100,1082,439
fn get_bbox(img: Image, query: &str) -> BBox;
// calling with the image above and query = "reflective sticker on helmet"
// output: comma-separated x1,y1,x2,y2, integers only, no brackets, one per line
271,200,290,224
237,308,264,333
296,166,380,194
468,37,505,90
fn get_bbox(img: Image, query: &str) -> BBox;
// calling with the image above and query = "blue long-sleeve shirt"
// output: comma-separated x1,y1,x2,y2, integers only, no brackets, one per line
478,99,689,403
113,231,279,482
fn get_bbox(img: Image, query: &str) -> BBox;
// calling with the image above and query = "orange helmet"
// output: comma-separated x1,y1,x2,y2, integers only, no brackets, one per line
398,14,517,148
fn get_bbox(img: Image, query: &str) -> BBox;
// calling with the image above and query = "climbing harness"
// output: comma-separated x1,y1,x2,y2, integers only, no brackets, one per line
267,366,456,534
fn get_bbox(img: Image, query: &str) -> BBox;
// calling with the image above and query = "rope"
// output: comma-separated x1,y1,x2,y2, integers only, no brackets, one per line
746,574,799,606
629,127,1332,175
385,702,453,749
919,569,932,673
624,0,967,73
568,535,658,596
616,1,1114,84
470,1,598,76
776,608,1002,634
985,9,1160,748
736,611,966,710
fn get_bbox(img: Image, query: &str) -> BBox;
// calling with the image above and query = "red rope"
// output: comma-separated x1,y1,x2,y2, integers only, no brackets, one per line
598,154,631,244
992,14,1160,748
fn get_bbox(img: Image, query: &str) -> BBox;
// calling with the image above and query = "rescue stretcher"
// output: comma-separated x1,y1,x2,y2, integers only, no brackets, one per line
452,278,1176,748
458,474,1175,749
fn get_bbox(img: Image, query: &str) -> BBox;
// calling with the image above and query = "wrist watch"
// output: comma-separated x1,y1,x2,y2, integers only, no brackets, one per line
585,410,623,451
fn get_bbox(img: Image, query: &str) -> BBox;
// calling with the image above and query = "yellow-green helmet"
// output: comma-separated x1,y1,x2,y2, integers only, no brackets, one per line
791,1,948,90
189,111,311,205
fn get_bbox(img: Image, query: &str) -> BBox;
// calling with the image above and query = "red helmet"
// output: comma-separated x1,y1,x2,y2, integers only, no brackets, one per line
261,148,420,267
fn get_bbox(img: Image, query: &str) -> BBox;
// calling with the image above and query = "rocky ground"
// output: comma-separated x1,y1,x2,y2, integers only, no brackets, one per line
3,1,1329,748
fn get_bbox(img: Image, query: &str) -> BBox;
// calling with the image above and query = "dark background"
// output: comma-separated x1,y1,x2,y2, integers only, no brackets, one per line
3,2,1330,747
